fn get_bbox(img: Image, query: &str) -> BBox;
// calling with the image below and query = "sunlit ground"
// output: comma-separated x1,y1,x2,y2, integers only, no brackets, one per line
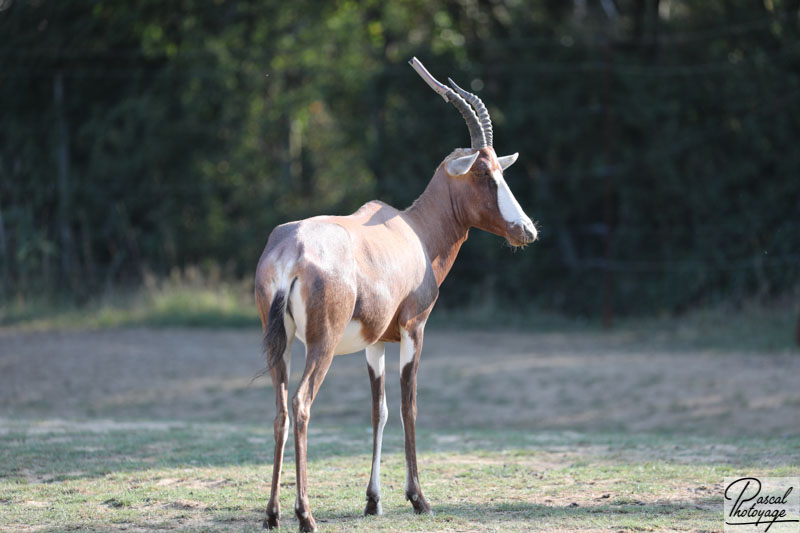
1,304,798,531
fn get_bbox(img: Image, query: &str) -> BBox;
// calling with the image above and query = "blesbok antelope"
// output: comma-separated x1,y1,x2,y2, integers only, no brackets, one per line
254,57,537,532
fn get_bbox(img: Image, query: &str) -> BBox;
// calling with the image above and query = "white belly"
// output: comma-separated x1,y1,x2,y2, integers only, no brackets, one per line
333,320,370,355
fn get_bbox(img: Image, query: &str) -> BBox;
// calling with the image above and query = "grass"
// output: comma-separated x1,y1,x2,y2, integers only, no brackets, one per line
2,420,798,532
430,299,800,353
1,274,797,531
0,270,260,330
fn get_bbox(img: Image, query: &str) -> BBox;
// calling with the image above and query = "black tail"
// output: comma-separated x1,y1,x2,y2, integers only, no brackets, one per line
264,290,287,370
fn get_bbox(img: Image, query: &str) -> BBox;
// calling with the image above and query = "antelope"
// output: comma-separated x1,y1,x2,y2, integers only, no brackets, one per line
254,57,537,532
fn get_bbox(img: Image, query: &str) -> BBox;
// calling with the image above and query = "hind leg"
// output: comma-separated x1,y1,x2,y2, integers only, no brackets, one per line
264,318,295,529
292,343,336,532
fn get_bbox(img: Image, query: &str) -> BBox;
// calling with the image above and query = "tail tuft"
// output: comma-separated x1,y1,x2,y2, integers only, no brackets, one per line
264,290,287,371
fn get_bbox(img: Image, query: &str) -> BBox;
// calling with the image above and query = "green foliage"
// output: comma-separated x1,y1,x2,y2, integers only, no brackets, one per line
1,0,799,315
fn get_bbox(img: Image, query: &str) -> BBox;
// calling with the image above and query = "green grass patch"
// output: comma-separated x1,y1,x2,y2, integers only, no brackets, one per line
0,270,260,330
1,420,798,531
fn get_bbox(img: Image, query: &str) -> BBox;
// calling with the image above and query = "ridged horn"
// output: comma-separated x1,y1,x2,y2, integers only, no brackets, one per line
447,77,493,147
408,57,486,149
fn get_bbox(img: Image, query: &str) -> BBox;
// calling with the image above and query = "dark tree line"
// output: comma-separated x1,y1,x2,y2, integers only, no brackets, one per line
1,0,799,316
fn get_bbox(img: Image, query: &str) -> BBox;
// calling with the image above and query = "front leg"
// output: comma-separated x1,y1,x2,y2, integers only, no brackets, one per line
399,326,431,514
364,342,387,516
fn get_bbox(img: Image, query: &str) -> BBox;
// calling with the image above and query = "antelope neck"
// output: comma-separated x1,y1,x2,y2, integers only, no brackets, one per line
404,169,470,286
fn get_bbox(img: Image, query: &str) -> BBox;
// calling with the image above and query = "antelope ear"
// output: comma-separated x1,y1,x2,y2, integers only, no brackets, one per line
446,151,480,176
497,152,519,170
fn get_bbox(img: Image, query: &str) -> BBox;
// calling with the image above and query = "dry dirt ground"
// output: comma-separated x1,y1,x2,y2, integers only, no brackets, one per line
1,326,798,436
1,326,799,532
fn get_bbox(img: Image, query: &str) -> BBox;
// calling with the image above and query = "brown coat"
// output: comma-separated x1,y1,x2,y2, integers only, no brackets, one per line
255,146,536,532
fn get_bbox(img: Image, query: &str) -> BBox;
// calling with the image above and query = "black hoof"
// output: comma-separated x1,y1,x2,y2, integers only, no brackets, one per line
364,496,383,516
295,509,317,532
407,492,432,514
263,512,279,529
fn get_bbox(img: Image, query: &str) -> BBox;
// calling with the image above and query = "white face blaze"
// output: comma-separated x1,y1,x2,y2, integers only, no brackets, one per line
492,169,534,229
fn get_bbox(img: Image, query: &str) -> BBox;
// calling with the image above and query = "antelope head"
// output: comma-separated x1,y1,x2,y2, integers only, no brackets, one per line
410,57,537,247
